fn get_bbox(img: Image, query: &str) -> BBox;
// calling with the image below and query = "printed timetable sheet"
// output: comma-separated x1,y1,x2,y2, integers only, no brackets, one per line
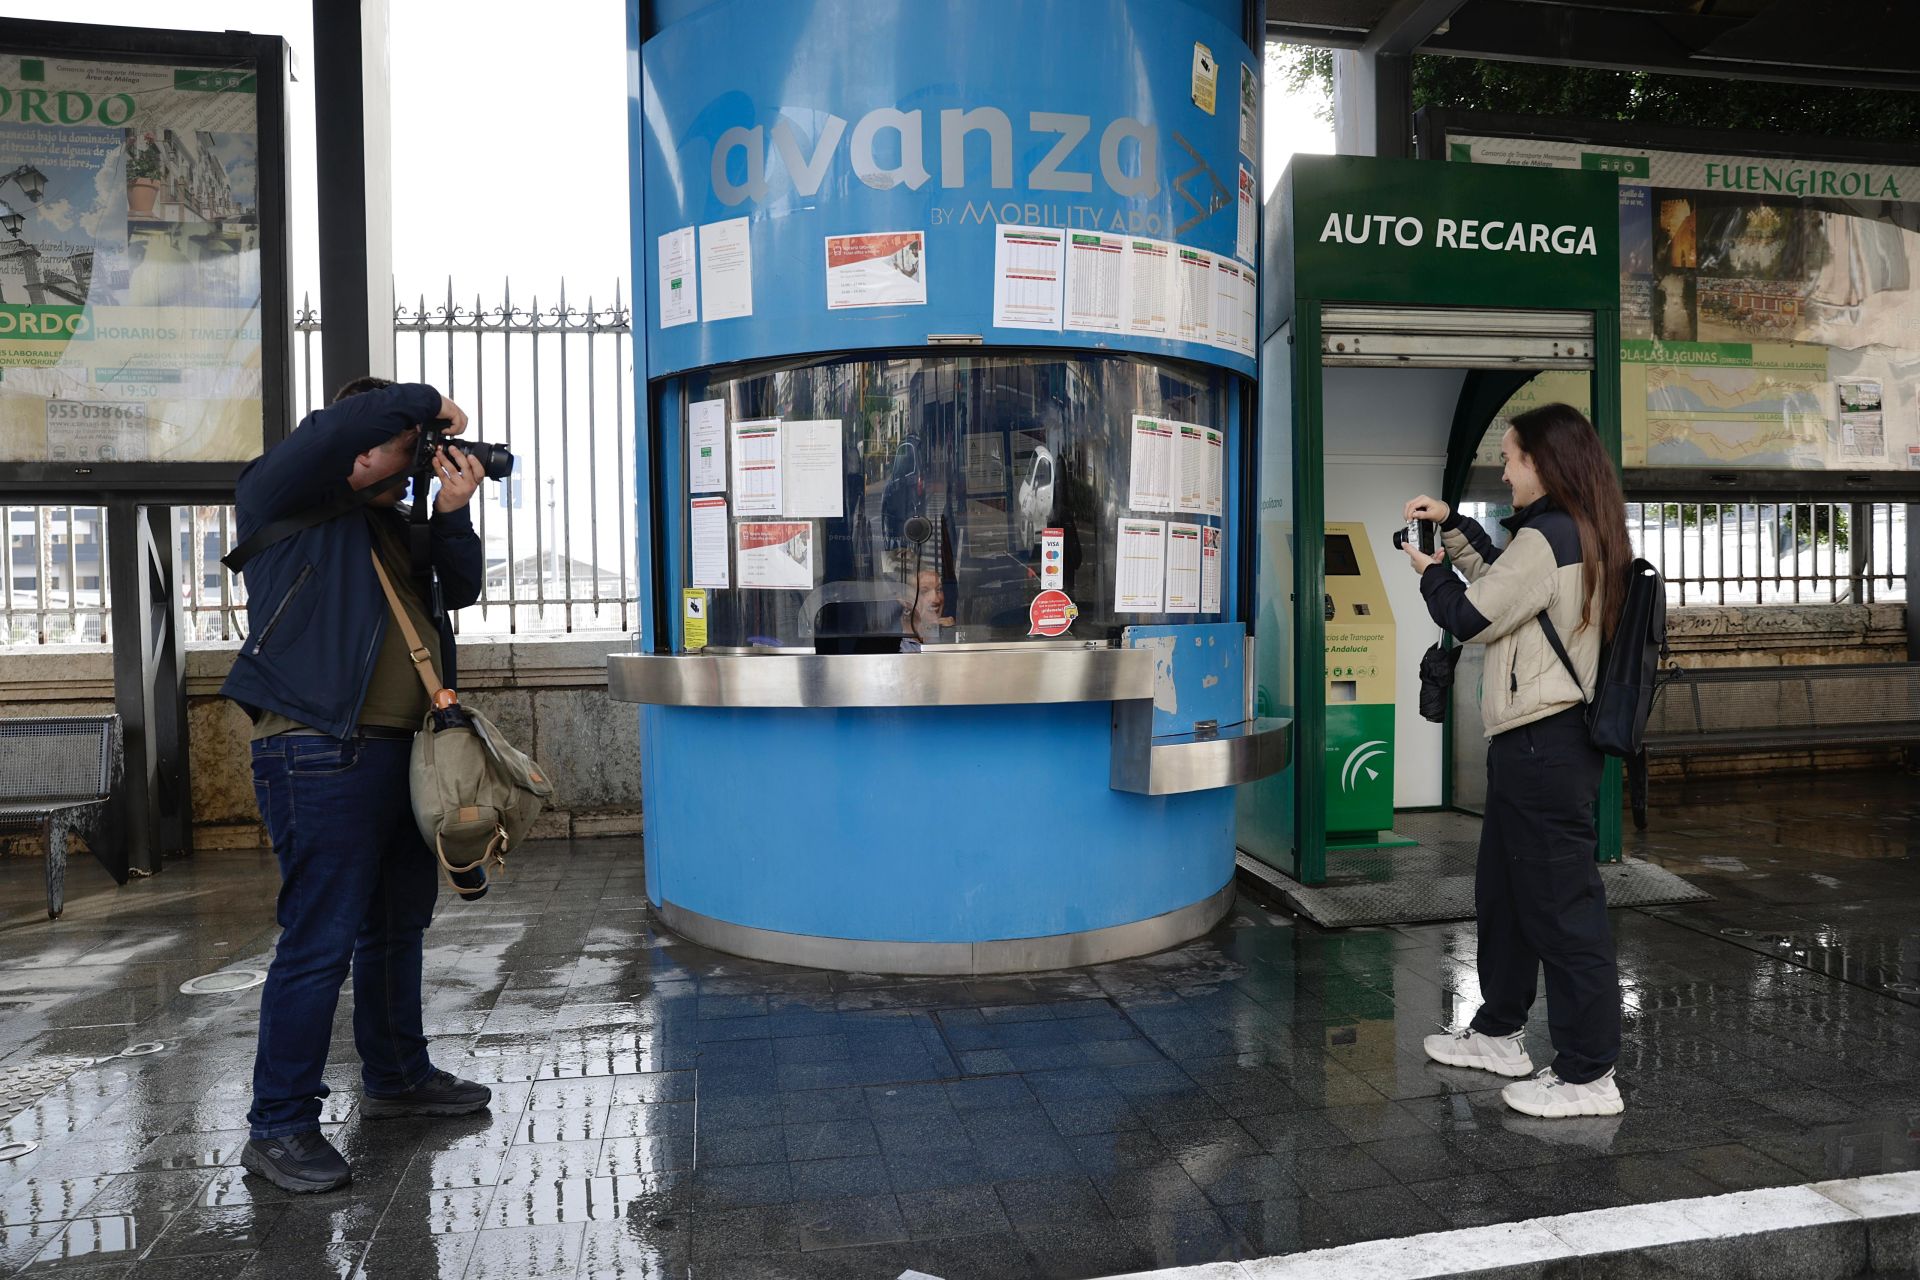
1115,519,1168,613
992,225,1065,330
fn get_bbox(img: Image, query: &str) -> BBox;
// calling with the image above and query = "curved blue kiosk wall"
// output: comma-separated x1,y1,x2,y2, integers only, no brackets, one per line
625,0,1267,972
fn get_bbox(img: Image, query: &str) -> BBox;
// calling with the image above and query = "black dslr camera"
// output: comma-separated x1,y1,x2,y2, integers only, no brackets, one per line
415,427,514,484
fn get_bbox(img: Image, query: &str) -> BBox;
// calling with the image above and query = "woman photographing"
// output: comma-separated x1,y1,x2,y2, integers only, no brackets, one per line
1401,403,1630,1119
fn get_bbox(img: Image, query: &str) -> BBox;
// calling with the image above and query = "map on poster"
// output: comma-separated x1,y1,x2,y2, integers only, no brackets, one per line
0,51,265,465
1452,131,1920,473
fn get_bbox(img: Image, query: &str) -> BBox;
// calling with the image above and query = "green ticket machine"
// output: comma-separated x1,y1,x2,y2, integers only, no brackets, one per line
1321,521,1396,844
1238,154,1625,887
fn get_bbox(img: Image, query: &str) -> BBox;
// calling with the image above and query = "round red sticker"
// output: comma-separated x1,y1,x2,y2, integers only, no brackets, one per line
1028,590,1079,637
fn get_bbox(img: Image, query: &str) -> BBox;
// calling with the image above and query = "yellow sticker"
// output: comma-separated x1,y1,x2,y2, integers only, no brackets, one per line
682,587,708,652
1192,42,1218,115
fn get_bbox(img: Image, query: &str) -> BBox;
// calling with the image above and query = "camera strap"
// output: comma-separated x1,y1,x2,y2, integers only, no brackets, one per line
220,470,409,574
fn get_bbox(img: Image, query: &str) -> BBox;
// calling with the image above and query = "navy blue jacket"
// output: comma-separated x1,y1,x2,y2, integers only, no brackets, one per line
221,382,484,737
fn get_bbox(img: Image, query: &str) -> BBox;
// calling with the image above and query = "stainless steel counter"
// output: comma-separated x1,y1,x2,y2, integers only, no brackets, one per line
607,646,1154,709
1109,712,1293,795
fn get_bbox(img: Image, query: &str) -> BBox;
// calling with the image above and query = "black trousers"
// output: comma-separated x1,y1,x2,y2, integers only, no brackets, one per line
1468,706,1622,1084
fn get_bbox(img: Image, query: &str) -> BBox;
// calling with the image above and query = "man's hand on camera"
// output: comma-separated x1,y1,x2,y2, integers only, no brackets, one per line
432,446,486,513
1404,543,1446,574
1403,495,1449,523
437,397,469,436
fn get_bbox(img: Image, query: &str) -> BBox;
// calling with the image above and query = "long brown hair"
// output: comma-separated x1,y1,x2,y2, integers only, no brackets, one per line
1509,403,1631,639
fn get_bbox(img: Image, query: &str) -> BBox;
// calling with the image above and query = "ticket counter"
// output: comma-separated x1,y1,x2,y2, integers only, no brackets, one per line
611,0,1285,972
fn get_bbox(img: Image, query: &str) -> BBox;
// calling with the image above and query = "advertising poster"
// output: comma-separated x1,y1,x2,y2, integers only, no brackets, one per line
825,231,926,310
736,520,815,590
1453,131,1920,473
0,52,266,465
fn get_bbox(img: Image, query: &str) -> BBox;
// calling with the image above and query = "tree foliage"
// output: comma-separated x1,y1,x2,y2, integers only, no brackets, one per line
1271,45,1920,144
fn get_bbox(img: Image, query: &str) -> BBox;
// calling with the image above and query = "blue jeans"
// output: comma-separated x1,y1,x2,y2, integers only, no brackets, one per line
248,733,439,1139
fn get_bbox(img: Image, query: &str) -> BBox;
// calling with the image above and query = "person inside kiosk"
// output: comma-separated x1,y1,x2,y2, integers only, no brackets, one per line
1399,404,1630,1119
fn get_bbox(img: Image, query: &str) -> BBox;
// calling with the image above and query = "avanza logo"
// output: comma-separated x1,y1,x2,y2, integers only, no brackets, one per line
708,106,1160,206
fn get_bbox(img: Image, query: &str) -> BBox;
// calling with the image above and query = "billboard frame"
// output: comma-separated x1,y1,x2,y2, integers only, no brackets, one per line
0,17,291,499
1416,107,1920,501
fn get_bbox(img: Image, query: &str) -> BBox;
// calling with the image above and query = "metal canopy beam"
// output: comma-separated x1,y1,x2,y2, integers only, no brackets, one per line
1270,0,1920,91
311,0,395,391
1362,0,1465,55
1422,1,1920,89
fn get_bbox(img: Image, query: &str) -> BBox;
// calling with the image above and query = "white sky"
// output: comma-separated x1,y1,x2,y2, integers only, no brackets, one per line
50,2,1330,299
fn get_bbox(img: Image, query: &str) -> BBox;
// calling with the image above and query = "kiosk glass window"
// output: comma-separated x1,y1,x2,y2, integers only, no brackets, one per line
675,351,1232,649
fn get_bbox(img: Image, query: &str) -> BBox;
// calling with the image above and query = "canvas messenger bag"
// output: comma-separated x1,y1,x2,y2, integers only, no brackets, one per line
370,551,556,897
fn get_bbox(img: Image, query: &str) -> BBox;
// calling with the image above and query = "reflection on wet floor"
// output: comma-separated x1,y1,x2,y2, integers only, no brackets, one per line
0,768,1913,1277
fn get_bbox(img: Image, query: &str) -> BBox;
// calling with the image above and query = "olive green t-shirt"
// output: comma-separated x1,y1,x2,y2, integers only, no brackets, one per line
251,513,445,739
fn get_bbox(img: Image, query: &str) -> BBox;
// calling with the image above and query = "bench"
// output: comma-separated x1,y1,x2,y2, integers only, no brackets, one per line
0,716,122,920
1637,661,1920,826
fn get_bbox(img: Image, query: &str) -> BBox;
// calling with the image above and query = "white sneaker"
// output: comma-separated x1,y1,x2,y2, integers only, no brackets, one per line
1501,1067,1624,1118
1422,1027,1534,1078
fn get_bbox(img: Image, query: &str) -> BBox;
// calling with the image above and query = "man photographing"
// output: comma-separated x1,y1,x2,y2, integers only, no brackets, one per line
222,377,494,1193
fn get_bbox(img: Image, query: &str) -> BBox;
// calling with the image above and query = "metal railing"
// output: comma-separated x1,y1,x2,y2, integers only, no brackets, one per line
1457,500,1909,607
3,281,636,646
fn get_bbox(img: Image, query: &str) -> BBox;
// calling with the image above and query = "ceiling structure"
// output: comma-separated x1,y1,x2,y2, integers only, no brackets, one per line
1267,0,1920,91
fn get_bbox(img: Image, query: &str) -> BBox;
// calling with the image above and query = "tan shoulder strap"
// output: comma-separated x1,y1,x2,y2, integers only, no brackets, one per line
369,550,448,704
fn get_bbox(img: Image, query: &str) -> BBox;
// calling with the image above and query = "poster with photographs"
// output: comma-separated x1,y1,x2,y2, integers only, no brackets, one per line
0,50,266,465
1450,130,1920,473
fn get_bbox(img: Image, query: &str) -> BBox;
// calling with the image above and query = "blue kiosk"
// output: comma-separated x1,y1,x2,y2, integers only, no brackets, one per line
613,0,1285,973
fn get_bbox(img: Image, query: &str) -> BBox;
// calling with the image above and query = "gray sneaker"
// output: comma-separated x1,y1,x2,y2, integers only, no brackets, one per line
242,1131,351,1194
361,1069,493,1119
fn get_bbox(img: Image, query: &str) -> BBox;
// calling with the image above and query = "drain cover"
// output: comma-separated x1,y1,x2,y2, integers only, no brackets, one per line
179,969,267,996
1719,928,1754,937
118,1043,165,1058
0,1141,36,1161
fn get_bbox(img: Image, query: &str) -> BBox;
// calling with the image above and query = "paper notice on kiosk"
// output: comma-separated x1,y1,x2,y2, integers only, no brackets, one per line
1127,239,1172,336
688,399,727,493
1204,426,1225,517
658,226,696,328
992,225,1064,330
1116,519,1167,612
1065,231,1127,333
1129,416,1174,511
1201,526,1222,613
1166,523,1202,613
825,231,927,309
1213,258,1247,352
781,419,844,518
699,216,754,322
690,496,730,589
1175,248,1214,344
1176,421,1208,513
737,521,815,591
1237,267,1258,358
731,418,782,515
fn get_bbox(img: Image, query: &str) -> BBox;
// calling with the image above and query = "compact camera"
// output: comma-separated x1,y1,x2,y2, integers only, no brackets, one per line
416,427,514,483
1392,517,1435,555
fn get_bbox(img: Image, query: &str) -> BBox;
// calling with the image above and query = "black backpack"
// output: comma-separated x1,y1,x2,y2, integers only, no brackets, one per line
1538,559,1673,828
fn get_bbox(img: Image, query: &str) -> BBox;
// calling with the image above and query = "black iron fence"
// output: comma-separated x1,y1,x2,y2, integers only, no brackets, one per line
4,282,636,645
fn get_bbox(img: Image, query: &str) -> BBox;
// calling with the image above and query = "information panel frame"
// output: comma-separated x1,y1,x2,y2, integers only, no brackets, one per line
0,17,290,498
1418,108,1920,500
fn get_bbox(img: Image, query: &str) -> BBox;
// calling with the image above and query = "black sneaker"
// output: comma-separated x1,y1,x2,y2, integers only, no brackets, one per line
361,1068,493,1119
242,1131,351,1194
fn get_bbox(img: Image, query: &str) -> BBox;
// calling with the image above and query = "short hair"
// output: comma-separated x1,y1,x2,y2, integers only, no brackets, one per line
332,375,394,404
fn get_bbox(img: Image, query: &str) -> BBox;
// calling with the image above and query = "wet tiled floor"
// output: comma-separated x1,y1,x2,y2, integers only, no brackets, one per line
0,768,1914,1278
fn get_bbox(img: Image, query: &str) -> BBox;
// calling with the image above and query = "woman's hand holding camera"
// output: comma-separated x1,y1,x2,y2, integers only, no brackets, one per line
1401,494,1449,573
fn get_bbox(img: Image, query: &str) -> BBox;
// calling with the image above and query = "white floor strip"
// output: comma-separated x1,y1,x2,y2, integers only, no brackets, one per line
1101,1171,1920,1280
